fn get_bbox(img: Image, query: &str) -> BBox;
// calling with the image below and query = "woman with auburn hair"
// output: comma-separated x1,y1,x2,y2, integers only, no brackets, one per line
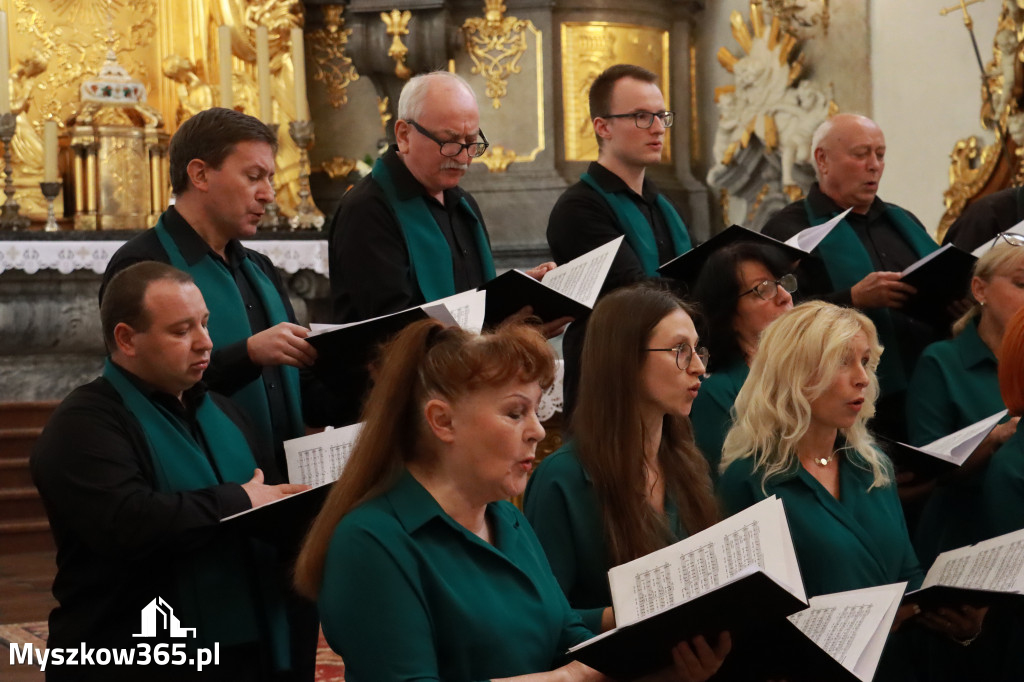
524,283,730,680
295,320,713,682
983,305,1024,536
717,301,985,681
906,237,1023,566
689,242,795,477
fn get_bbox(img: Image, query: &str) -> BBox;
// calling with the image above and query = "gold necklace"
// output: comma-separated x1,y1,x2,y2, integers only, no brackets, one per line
813,450,838,467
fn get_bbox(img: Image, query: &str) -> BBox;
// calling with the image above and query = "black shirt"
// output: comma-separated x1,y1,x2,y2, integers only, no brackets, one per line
327,146,490,323
547,161,679,296
761,183,928,306
546,161,686,420
100,207,336,453
30,371,276,671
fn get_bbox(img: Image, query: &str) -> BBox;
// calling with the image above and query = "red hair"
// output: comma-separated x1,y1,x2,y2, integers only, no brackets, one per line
999,307,1024,415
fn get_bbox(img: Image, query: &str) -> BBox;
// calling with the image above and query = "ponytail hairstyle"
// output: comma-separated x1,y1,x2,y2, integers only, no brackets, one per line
294,319,555,598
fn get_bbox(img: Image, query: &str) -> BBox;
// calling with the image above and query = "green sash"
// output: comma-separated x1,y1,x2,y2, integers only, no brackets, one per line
803,199,938,393
371,156,496,301
153,214,303,443
580,172,692,276
102,360,289,667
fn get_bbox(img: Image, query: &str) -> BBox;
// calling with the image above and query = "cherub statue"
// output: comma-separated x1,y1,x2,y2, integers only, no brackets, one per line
774,80,831,194
162,55,215,126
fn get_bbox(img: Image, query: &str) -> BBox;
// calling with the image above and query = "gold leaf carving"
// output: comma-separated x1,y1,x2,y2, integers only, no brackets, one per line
462,1,533,109
309,5,359,109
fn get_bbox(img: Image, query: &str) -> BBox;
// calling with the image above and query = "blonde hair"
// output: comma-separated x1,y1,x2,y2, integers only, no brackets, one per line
952,240,1024,335
294,320,555,599
720,301,890,490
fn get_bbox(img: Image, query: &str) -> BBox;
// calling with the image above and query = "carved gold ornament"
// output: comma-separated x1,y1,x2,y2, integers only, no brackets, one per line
461,0,533,109
381,9,412,80
938,1,1024,239
377,95,393,130
309,5,359,109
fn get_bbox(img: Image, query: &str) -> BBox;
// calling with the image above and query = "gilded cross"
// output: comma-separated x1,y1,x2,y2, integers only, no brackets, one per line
939,0,986,29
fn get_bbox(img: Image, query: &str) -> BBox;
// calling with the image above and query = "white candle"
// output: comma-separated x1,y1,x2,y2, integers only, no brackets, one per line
219,25,233,109
43,120,57,183
256,26,272,124
291,27,309,120
0,12,10,114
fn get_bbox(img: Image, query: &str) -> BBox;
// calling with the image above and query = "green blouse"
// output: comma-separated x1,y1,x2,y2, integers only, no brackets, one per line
522,444,686,633
905,318,1003,568
717,454,923,597
691,362,749,479
983,430,1024,538
319,470,592,682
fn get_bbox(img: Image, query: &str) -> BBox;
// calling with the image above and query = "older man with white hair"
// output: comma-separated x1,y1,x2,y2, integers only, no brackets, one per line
761,113,939,439
328,71,558,324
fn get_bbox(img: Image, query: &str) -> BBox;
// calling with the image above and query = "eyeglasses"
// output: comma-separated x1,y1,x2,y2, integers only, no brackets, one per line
646,343,710,371
738,273,798,301
994,232,1024,247
405,120,490,158
599,110,675,129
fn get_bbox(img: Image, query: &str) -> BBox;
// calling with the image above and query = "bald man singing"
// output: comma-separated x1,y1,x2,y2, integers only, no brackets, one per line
761,113,939,439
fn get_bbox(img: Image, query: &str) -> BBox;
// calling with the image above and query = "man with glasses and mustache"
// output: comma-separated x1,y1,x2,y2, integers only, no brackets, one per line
761,113,939,441
328,71,561,326
546,64,694,418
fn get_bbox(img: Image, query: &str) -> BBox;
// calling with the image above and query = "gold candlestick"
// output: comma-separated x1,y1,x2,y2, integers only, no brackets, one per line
258,123,287,230
40,181,60,232
288,120,324,231
0,112,29,230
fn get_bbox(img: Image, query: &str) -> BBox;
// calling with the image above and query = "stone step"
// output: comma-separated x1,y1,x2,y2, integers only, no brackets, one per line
0,427,41,461
0,519,55,555
0,486,46,521
0,401,58,429
0,458,34,488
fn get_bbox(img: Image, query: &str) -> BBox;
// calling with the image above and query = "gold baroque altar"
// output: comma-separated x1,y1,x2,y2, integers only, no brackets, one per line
6,0,307,222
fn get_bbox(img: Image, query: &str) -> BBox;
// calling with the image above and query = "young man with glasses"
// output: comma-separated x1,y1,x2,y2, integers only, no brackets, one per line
546,64,693,418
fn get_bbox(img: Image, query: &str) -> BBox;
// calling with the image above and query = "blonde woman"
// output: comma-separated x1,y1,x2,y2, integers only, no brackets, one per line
717,301,985,681
716,301,919,597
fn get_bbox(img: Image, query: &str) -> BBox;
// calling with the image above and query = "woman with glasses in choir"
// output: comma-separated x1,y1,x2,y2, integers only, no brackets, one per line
294,319,720,682
689,242,796,478
524,283,730,681
905,235,1024,568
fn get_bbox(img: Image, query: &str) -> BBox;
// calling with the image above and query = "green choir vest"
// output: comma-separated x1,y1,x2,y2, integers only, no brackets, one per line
580,172,692,276
102,359,289,668
803,199,938,393
371,157,496,301
153,214,303,443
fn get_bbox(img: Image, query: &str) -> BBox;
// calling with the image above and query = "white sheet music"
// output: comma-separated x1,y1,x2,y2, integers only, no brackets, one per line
922,527,1024,594
783,208,852,252
284,422,364,488
430,290,487,333
539,236,623,307
607,496,804,626
788,582,905,682
917,409,1008,465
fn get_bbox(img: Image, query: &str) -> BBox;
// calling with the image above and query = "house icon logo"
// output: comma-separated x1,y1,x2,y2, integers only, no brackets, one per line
132,597,197,639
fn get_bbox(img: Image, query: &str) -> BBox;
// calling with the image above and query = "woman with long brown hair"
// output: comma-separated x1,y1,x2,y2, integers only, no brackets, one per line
524,283,728,674
295,319,715,681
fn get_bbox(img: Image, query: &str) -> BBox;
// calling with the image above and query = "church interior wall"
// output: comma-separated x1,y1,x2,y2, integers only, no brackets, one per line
696,0,1005,236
